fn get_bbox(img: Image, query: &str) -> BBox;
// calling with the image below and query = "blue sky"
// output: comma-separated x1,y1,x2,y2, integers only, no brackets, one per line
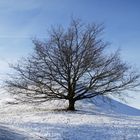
0,0,140,108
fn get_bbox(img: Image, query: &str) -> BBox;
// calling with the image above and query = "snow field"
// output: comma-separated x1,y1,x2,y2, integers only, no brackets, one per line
0,99,139,140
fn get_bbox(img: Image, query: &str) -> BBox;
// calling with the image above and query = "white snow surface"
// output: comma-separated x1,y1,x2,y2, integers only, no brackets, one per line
0,125,41,140
0,96,140,140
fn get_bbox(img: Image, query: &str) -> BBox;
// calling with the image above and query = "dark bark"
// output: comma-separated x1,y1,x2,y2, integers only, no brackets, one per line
67,99,75,111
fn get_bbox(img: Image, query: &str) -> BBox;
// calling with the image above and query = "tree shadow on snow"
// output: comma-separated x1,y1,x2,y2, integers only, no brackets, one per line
0,125,38,140
20,122,140,140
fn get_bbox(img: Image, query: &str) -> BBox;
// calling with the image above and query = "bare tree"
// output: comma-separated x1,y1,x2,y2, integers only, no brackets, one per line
5,19,140,110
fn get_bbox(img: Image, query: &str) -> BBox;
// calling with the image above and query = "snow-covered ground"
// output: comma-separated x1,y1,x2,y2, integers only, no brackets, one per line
0,96,140,140
0,125,41,140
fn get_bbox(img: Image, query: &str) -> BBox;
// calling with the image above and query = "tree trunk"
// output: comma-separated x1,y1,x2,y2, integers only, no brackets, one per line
67,99,75,111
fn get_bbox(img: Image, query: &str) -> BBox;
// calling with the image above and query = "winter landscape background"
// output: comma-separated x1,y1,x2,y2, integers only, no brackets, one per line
0,0,140,139
0,96,140,139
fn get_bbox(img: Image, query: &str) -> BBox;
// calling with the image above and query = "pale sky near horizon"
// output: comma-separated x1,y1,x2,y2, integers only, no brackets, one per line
0,0,140,108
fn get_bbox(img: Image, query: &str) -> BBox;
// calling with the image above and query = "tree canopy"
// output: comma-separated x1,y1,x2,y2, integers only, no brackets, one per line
5,19,140,110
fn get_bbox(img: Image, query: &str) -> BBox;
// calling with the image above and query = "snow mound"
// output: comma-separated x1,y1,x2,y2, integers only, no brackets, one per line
0,95,140,140
87,96,140,116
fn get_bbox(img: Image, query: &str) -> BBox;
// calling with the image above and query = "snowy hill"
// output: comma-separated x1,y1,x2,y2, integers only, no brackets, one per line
87,96,140,116
0,96,140,140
